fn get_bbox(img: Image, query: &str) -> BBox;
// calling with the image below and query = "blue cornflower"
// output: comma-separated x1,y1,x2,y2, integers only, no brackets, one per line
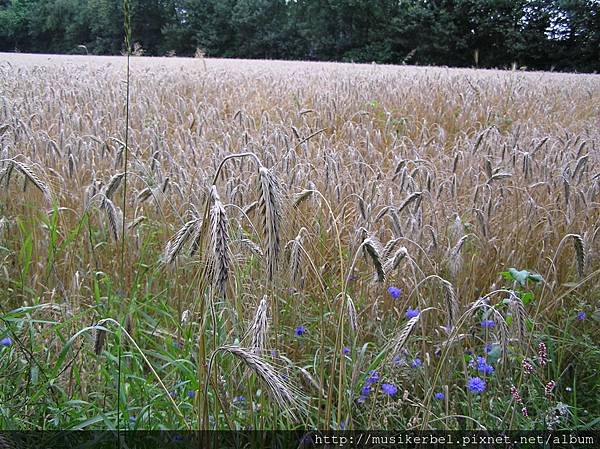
172,340,183,349
472,356,495,375
467,377,486,394
361,385,371,396
356,395,366,404
387,286,402,300
478,363,495,375
411,358,422,368
294,325,306,336
434,392,445,400
233,395,245,405
343,346,351,355
0,337,12,346
392,355,406,367
577,312,586,321
484,343,493,354
365,370,379,384
187,390,196,399
405,307,420,319
381,383,398,396
481,320,495,328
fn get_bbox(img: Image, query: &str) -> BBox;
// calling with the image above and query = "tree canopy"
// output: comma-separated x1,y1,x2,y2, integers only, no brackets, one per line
1,0,598,72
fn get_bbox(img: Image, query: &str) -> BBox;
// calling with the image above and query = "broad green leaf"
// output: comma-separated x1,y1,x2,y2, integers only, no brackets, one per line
520,291,534,305
528,273,543,283
508,268,543,286
508,268,530,286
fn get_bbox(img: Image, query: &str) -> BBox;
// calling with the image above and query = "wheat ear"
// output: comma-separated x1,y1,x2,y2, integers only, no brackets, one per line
162,218,200,263
104,172,125,199
362,236,386,283
258,166,282,282
249,296,269,355
510,293,527,349
389,315,420,360
101,196,122,241
207,345,305,416
209,186,230,299
13,160,52,201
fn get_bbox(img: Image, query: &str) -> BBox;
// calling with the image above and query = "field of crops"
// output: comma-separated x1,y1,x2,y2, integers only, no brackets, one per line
0,53,598,431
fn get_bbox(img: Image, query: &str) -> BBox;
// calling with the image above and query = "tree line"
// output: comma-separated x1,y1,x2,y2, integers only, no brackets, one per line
1,0,598,72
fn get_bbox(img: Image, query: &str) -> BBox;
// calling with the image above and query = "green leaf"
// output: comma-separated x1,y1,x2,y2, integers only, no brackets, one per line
506,315,513,326
520,291,534,305
71,414,109,430
527,273,543,283
507,268,543,286
508,268,530,286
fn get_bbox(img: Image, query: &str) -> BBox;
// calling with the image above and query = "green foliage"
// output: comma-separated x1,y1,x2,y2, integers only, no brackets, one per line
502,268,544,286
0,0,598,70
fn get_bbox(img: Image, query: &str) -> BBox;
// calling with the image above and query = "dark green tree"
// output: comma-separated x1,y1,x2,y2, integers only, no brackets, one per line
0,0,598,71
185,0,238,56
0,0,36,52
231,0,290,59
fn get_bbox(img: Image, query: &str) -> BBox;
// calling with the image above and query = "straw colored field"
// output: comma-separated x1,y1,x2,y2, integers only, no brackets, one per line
0,53,598,430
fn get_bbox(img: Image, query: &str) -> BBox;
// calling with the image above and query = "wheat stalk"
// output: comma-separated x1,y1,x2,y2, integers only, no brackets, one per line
162,218,201,263
207,345,305,417
209,185,230,299
286,227,307,284
104,172,125,199
100,196,122,241
362,236,385,283
258,166,282,283
398,191,422,214
389,315,420,360
249,296,269,355
383,246,408,273
5,159,53,201
448,234,470,278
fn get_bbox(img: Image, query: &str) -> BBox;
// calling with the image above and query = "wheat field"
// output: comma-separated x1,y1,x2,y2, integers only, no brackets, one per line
0,53,598,431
